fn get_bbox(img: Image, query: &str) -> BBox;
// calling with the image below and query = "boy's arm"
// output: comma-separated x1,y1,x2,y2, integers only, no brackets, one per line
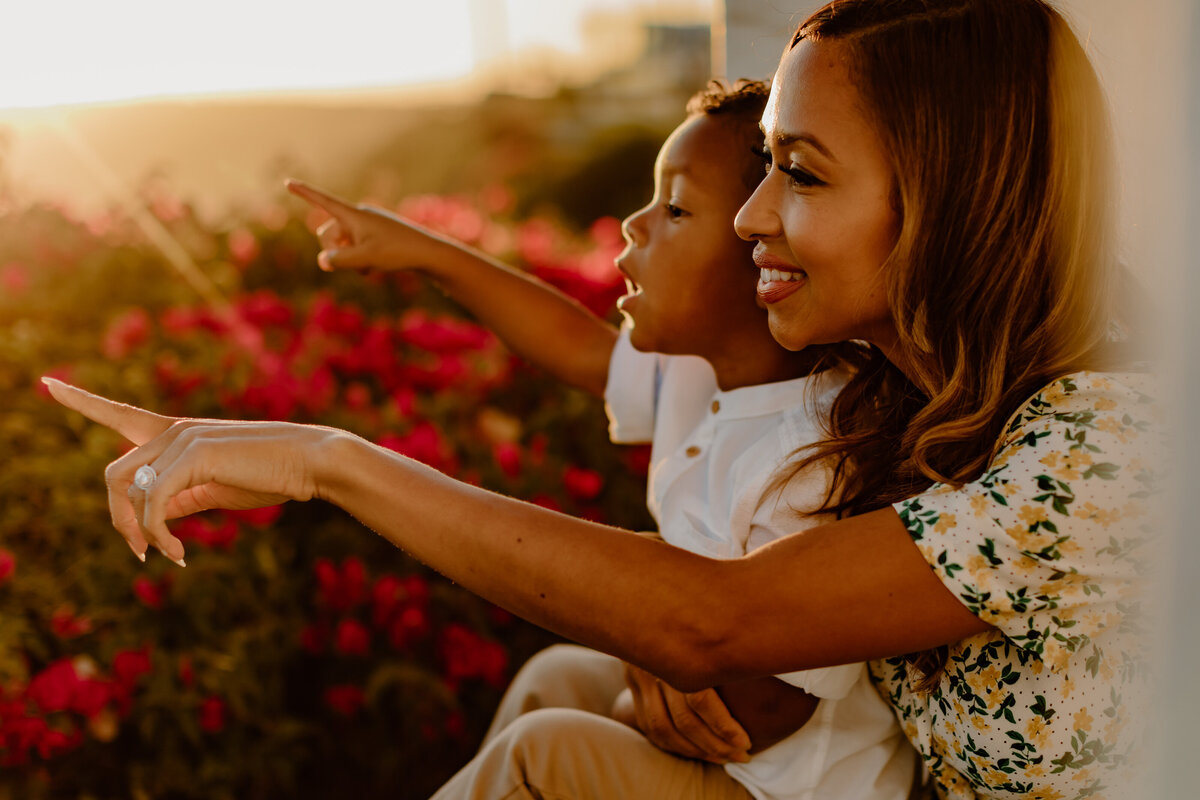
287,180,618,396
616,663,818,762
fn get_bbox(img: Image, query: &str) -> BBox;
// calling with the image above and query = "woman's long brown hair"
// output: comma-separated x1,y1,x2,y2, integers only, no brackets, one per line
777,0,1127,688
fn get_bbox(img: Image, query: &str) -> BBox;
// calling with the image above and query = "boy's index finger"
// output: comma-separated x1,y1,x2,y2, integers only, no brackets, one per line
285,179,357,218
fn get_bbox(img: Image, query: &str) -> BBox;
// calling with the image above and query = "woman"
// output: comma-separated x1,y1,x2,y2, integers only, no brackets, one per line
48,0,1156,796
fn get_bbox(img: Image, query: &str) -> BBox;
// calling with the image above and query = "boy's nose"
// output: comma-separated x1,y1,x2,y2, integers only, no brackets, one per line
621,207,648,246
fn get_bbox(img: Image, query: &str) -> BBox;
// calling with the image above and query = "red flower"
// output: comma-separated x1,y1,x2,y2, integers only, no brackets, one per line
198,696,226,733
334,618,370,657
27,660,79,713
493,442,522,478
0,549,15,585
112,648,152,690
398,310,492,353
50,606,93,639
438,624,508,689
70,679,111,718
178,656,195,689
299,624,327,655
387,605,430,651
323,685,365,717
377,421,455,472
313,557,367,612
370,575,403,629
101,308,152,360
133,576,167,609
563,466,604,501
227,505,283,528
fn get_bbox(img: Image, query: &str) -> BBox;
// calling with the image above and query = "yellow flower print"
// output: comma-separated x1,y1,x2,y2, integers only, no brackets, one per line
1019,504,1049,526
1026,763,1047,778
904,720,919,742
970,493,991,517
1025,716,1049,747
967,554,992,575
1061,673,1076,698
1094,397,1117,411
1073,502,1099,520
1089,375,1114,391
1121,500,1145,519
970,714,991,732
1104,715,1125,739
1030,787,1066,800
1043,382,1068,405
1058,537,1083,555
1073,769,1093,784
931,733,949,755
1028,657,1045,675
1097,417,1124,435
932,513,957,534
1002,481,1021,497
1073,707,1094,732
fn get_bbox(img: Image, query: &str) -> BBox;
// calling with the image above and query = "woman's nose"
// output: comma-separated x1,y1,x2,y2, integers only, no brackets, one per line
734,178,779,242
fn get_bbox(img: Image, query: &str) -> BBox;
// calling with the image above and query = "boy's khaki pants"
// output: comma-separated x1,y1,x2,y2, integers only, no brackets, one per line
430,644,753,800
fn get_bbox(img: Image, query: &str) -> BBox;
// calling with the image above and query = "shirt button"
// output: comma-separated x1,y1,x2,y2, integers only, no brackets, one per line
685,445,702,458
711,400,720,413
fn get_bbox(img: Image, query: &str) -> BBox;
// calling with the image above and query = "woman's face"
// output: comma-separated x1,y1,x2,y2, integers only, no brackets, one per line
735,37,900,354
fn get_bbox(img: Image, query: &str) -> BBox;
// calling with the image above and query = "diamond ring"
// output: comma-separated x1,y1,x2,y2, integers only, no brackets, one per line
133,465,157,491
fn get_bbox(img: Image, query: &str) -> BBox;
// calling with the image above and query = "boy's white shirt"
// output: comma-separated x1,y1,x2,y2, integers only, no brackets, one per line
604,323,914,800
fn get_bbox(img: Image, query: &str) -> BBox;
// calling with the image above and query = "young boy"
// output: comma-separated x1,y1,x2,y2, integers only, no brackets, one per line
288,81,913,800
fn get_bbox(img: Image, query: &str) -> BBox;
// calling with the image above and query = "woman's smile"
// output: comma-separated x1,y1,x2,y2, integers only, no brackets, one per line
753,250,807,305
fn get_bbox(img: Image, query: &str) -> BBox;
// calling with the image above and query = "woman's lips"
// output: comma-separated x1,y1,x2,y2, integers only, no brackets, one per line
756,266,807,304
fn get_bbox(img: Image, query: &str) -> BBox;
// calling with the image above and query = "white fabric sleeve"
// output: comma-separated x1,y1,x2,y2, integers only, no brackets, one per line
603,323,661,444
774,662,866,699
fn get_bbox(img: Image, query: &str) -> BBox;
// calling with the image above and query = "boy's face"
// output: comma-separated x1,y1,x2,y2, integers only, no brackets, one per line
615,114,764,359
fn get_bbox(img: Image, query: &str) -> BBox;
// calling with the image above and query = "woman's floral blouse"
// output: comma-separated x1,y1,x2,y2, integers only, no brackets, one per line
871,373,1161,800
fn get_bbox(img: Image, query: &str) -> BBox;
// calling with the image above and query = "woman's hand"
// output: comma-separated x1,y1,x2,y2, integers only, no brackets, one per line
286,179,446,273
622,662,751,764
44,378,338,564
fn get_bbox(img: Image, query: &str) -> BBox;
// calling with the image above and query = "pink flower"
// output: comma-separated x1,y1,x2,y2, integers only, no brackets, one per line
235,289,292,327
323,685,365,717
334,618,370,657
0,262,30,296
563,466,604,501
133,576,167,609
101,308,152,360
0,549,15,585
227,227,261,267
198,696,226,733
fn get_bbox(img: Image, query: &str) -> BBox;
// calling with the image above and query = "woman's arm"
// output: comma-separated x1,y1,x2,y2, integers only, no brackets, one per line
287,181,617,396
47,382,990,691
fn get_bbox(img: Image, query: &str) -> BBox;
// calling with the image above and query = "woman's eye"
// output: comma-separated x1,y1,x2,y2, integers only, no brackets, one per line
781,166,824,189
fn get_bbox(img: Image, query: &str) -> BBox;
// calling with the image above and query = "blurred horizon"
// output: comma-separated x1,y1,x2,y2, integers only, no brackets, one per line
0,0,714,221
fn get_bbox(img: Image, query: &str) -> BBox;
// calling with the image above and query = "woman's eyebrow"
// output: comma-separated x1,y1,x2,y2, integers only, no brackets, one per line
764,130,837,164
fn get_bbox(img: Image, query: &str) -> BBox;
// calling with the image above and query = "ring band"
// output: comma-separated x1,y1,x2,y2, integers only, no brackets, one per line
134,465,157,491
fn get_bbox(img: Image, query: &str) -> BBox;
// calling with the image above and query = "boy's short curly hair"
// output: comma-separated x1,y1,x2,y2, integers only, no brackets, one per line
686,78,771,118
685,79,771,192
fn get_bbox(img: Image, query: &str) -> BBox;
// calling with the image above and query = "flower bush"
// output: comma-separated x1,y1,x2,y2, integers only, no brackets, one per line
0,186,652,799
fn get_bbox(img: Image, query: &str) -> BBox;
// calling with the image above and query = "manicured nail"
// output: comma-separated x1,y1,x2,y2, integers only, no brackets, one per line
171,557,187,568
137,551,146,563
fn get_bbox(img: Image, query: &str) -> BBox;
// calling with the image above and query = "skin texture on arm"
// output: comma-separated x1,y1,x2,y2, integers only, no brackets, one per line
47,382,991,693
287,181,617,396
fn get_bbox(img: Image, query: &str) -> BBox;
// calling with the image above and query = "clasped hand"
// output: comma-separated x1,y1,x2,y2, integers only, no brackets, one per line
44,378,334,564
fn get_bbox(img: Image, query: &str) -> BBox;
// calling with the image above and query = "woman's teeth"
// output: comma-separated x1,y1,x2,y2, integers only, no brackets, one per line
759,268,804,282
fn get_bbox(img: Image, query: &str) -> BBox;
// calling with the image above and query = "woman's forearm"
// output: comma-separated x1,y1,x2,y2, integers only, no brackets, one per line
315,432,991,691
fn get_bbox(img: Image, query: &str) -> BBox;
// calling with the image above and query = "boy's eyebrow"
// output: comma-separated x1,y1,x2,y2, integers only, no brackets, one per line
762,129,838,164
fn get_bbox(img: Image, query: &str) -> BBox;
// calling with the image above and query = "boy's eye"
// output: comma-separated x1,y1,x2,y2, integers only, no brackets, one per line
753,146,772,175
664,203,688,219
